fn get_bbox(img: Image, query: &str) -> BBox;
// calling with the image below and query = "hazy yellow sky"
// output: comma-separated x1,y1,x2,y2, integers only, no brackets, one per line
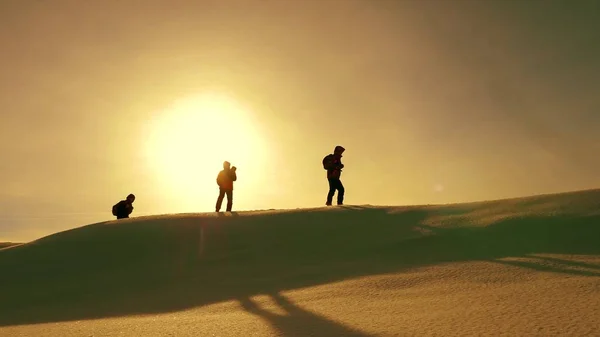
1,0,599,241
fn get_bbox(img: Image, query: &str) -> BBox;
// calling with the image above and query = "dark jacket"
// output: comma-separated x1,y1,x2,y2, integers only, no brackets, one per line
217,168,237,191
327,146,345,179
113,200,133,219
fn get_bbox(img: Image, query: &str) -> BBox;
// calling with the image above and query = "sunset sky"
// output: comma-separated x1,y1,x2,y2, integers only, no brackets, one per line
1,0,599,242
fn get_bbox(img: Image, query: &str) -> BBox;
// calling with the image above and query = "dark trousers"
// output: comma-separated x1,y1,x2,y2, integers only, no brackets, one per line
326,178,345,205
216,188,233,212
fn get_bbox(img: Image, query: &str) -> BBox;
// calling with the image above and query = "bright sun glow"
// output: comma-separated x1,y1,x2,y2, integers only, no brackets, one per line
143,92,267,212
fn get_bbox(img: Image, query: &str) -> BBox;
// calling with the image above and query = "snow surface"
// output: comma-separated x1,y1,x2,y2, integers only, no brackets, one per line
1,189,599,336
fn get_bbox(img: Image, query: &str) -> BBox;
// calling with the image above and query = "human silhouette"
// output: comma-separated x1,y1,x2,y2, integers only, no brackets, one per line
215,161,237,212
112,193,135,219
322,145,345,206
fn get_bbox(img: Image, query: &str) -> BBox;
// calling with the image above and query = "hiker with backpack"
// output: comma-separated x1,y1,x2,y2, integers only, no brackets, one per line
215,161,237,212
322,145,345,206
112,193,135,219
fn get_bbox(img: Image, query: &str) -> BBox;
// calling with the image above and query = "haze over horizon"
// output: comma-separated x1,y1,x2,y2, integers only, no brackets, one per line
1,0,599,242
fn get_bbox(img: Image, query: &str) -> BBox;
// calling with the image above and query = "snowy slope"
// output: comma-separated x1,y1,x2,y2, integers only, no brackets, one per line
1,189,599,336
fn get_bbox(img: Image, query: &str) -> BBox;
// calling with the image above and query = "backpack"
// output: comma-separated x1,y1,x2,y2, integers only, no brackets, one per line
112,203,119,216
322,154,334,170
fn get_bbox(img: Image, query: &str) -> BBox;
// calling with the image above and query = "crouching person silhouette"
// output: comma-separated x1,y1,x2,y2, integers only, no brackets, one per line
112,193,135,219
216,161,237,212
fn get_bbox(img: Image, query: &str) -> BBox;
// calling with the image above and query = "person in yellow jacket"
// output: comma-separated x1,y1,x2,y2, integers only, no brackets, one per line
215,161,237,212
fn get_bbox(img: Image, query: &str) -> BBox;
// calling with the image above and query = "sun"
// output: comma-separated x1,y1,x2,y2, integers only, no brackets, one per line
142,92,267,212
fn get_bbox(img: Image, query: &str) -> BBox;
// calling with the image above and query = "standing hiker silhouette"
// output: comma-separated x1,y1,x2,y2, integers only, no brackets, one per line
215,161,237,212
322,146,345,206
